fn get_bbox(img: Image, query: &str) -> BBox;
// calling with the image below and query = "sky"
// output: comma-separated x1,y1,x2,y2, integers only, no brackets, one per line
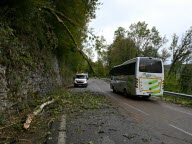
89,0,192,46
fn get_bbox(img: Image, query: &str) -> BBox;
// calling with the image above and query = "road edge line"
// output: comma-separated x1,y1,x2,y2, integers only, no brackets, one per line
169,124,192,136
58,115,67,144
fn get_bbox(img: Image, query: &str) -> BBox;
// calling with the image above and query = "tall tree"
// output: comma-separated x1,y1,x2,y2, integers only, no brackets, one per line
127,21,168,59
160,48,171,63
106,23,169,70
114,27,127,39
180,64,192,94
107,27,138,68
168,28,192,75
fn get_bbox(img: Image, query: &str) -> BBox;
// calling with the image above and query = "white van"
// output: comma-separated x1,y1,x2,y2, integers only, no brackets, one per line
74,73,88,87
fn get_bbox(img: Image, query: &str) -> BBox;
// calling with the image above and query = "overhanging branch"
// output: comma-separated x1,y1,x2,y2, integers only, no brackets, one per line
42,7,96,74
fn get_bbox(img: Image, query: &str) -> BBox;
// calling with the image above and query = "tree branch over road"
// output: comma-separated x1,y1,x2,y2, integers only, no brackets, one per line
42,7,96,74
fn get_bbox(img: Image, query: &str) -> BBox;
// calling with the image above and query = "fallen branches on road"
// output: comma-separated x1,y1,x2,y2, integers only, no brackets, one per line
23,99,55,129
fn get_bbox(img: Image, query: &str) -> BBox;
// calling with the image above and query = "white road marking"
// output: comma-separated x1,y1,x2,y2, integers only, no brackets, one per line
163,105,192,116
107,91,149,115
58,115,67,144
95,79,192,139
123,102,150,116
96,79,150,116
169,124,192,136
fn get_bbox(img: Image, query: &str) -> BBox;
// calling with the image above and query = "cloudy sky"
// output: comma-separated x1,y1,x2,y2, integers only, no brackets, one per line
89,0,192,45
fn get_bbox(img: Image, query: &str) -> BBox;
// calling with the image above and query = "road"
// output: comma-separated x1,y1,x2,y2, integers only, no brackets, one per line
72,78,192,144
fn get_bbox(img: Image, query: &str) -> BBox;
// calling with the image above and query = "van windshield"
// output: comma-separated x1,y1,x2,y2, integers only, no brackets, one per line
139,58,162,73
76,75,86,79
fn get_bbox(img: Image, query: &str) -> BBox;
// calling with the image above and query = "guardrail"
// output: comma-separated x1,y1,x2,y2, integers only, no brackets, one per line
164,91,192,99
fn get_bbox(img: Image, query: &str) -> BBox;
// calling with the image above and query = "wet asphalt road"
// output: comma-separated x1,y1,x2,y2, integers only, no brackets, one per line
71,78,192,144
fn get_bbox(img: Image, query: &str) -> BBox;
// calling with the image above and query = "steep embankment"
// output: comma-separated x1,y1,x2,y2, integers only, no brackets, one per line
0,0,99,117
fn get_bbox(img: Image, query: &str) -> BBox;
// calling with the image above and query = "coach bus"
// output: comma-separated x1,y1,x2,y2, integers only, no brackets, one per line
110,57,164,98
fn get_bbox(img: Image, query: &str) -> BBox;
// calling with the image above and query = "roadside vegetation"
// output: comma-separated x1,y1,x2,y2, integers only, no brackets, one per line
158,95,192,107
0,88,108,144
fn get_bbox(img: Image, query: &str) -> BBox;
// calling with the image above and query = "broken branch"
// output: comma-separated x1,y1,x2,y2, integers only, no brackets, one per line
23,99,55,129
42,7,96,75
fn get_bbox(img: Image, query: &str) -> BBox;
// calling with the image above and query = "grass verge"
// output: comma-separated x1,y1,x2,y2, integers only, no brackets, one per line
0,88,108,144
157,95,192,107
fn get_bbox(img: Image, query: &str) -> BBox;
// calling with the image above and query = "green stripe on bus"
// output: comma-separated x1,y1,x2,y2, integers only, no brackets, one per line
149,85,160,90
148,80,158,85
153,90,160,94
156,94,163,96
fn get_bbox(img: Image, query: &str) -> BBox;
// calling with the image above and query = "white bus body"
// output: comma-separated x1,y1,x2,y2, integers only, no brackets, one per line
110,57,164,98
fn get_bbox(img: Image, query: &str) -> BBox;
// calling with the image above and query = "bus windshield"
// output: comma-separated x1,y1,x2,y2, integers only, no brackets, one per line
139,58,162,73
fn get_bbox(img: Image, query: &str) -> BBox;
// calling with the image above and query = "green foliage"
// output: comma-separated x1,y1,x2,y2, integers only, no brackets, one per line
114,27,127,38
159,95,192,107
127,21,168,58
164,74,180,92
13,120,23,131
95,22,170,77
105,28,139,72
50,88,108,114
108,38,138,67
168,28,192,75
164,27,192,95
161,48,171,63
180,64,192,94
94,60,106,77
0,118,6,126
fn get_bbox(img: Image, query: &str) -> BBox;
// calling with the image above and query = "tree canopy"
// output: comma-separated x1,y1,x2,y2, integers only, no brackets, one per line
99,22,170,73
168,28,192,75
